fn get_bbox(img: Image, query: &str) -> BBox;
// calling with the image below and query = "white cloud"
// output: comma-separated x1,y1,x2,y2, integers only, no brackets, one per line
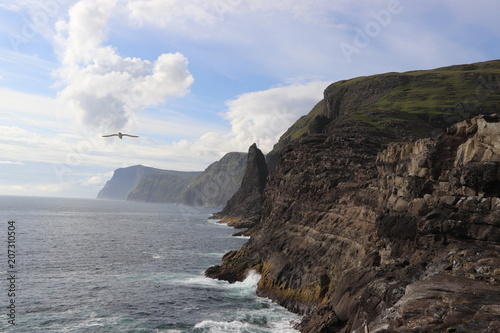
80,172,113,187
54,0,194,133
126,0,351,30
0,161,23,165
0,87,58,117
127,0,232,29
138,112,227,139
223,81,328,152
0,3,22,11
155,80,328,161
0,182,78,197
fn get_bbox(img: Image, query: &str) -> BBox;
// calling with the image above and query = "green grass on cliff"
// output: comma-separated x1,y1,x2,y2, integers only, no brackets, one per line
183,152,246,189
268,60,500,157
338,60,500,136
267,100,325,158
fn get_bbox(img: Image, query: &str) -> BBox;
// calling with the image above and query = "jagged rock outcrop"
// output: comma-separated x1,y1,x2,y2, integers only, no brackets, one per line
180,152,247,207
206,60,500,333
212,143,269,228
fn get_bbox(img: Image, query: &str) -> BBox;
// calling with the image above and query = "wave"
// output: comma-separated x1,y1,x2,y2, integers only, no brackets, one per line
192,271,301,332
227,270,261,294
233,235,251,240
193,315,300,332
193,319,263,332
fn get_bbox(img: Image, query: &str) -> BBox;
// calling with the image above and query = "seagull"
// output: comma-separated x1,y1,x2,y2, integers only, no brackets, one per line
102,132,139,139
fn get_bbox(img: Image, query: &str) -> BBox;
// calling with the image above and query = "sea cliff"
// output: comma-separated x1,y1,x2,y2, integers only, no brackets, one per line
206,60,500,332
98,152,247,206
212,143,268,228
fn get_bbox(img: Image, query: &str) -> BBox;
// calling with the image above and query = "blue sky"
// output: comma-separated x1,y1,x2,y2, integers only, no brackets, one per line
0,0,499,198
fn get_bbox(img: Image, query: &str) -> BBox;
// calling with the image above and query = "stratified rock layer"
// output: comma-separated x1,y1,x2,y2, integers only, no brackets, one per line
207,115,499,332
207,61,500,332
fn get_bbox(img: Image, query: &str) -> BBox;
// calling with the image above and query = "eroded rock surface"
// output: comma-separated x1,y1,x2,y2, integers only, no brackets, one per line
212,143,269,228
207,60,500,332
207,115,500,333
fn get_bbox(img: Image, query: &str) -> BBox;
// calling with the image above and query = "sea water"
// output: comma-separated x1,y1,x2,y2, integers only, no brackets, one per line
0,196,300,332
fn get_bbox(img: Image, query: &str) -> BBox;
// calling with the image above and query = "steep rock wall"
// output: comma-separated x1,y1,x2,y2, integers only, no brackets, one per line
180,152,247,207
212,144,269,228
207,115,500,333
97,165,179,200
207,60,500,332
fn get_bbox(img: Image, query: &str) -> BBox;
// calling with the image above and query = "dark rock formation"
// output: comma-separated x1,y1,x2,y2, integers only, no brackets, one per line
180,152,247,207
266,100,328,173
206,60,500,333
212,143,269,228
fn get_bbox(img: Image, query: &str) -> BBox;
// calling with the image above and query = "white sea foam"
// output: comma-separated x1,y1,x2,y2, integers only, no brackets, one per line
234,235,251,239
152,253,164,259
181,275,225,288
193,271,301,332
194,315,300,332
194,320,256,332
228,270,261,292
201,251,227,258
206,218,227,227
172,270,261,291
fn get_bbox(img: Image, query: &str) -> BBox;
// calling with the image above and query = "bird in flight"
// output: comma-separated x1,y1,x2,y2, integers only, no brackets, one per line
102,132,139,139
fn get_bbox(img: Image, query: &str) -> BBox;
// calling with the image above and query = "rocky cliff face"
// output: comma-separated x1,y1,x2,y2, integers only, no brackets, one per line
99,152,246,206
97,165,178,200
212,144,268,228
180,152,247,207
127,171,200,202
206,60,500,332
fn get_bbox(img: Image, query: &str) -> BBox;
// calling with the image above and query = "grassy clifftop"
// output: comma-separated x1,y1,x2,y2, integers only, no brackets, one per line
268,60,500,164
325,60,500,136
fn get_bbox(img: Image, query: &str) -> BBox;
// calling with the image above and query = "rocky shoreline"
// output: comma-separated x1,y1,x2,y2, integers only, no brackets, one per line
206,61,500,333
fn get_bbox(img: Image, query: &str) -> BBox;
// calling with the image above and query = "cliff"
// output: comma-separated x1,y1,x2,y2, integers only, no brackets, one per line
98,153,247,206
180,152,247,207
206,60,500,332
97,165,187,200
212,144,269,228
127,171,201,202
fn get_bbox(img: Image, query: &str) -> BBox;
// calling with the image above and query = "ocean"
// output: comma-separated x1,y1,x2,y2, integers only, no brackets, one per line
0,195,300,332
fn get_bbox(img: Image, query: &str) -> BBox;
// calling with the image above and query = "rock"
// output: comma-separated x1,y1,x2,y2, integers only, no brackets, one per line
212,143,269,228
374,275,500,333
97,165,200,200
206,60,500,333
99,153,247,206
180,152,247,207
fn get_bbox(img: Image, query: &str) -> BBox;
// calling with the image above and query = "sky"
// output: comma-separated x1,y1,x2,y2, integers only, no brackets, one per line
0,0,499,198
